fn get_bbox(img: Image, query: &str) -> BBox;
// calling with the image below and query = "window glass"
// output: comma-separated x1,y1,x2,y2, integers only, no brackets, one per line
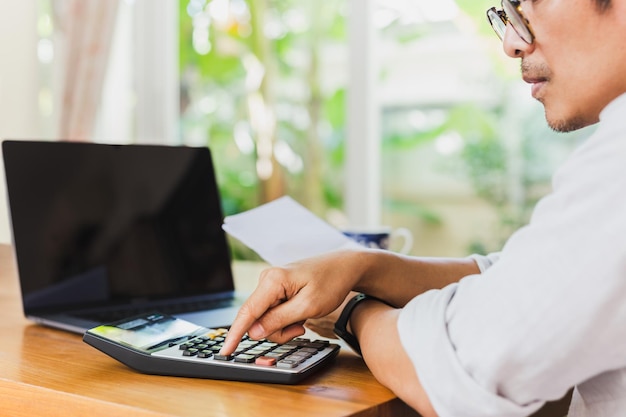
180,0,594,258
38,0,597,260
377,1,594,256
179,0,348,223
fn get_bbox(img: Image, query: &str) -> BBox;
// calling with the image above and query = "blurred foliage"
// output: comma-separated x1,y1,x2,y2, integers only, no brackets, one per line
179,0,347,220
179,0,586,259
179,0,348,259
455,0,499,37
379,2,588,254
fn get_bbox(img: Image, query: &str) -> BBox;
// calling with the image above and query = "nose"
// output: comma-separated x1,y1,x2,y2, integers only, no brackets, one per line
502,24,534,58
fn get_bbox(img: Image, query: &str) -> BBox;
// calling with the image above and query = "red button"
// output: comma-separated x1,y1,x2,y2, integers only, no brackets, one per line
255,356,277,366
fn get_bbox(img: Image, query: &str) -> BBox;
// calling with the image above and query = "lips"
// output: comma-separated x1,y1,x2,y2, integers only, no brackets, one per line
521,61,551,100
523,75,549,100
530,80,547,99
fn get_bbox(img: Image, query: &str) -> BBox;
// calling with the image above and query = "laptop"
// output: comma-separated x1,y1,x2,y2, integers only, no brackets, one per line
2,140,244,334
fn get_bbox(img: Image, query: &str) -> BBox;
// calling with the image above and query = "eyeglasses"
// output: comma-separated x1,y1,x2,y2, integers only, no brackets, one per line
486,0,534,44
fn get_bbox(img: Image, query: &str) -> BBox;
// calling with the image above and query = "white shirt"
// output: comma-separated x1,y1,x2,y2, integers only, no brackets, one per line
397,92,626,417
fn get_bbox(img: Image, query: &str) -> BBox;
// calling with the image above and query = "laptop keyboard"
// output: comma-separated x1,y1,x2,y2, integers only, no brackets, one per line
77,297,236,323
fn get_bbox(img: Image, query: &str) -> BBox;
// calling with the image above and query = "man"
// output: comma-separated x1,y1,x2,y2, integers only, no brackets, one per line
221,1,626,415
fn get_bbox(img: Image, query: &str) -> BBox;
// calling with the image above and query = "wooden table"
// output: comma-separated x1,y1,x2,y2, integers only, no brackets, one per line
0,244,419,417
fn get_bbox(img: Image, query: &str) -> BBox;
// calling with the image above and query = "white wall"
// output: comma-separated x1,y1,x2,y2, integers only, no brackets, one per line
0,1,39,243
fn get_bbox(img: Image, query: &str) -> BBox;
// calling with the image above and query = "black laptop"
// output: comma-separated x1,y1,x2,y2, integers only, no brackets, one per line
2,140,244,334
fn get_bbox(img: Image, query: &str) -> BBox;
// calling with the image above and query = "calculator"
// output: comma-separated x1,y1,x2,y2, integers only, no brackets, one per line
83,312,340,384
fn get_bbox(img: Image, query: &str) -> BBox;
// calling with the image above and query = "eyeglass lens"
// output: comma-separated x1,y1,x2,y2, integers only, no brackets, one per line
487,1,534,44
487,8,506,40
502,0,533,43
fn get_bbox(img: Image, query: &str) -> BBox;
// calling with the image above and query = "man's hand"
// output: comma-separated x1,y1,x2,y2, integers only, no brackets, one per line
304,291,359,339
219,249,478,356
219,251,365,355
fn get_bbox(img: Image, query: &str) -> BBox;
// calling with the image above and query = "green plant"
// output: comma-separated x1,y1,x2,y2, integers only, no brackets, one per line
179,0,349,259
179,0,347,220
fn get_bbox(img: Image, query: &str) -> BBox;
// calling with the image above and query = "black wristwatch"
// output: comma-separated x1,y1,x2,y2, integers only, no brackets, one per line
333,293,386,356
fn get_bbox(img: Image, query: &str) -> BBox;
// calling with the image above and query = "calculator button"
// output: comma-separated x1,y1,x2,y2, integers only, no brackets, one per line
290,352,312,359
305,342,327,350
255,356,277,367
264,352,285,359
183,348,199,357
273,347,294,353
235,342,255,353
214,354,233,361
277,359,298,369
198,350,213,359
245,348,266,356
234,354,256,363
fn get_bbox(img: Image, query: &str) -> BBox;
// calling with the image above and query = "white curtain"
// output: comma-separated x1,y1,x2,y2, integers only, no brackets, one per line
53,0,120,141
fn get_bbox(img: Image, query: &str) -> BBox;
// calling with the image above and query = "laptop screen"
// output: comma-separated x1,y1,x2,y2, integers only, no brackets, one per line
3,141,234,315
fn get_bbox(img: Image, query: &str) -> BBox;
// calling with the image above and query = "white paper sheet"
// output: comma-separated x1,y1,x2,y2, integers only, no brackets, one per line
222,196,361,266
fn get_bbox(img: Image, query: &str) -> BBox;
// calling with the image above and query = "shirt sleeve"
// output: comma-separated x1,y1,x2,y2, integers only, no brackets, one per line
467,252,501,273
398,283,544,417
397,118,626,417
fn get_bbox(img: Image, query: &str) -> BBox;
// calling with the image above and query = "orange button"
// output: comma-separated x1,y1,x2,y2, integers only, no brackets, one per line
255,356,277,366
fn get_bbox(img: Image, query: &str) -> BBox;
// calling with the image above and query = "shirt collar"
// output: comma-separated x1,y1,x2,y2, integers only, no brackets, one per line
599,92,626,122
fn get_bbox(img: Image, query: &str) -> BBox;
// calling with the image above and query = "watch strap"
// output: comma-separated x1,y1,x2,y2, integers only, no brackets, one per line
334,293,385,356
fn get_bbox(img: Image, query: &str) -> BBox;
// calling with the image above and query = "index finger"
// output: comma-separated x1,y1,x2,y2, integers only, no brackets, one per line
220,274,288,355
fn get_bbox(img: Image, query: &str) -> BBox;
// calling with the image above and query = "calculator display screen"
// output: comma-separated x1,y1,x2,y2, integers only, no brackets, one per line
88,314,202,352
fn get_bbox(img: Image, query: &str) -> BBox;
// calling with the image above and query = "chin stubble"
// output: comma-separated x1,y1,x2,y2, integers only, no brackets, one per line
521,61,590,133
545,113,590,133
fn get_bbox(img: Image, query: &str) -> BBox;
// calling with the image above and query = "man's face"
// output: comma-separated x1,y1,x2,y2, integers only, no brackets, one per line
503,0,626,132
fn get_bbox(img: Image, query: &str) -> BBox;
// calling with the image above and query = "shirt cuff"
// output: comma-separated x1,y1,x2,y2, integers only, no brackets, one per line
397,285,542,417
467,252,501,273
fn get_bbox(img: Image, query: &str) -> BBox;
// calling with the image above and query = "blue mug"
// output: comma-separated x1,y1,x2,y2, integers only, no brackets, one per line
342,226,413,254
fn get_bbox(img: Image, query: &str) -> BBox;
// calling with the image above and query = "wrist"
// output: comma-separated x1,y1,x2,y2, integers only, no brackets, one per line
350,249,398,296
334,293,388,355
342,249,378,287
347,296,379,334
